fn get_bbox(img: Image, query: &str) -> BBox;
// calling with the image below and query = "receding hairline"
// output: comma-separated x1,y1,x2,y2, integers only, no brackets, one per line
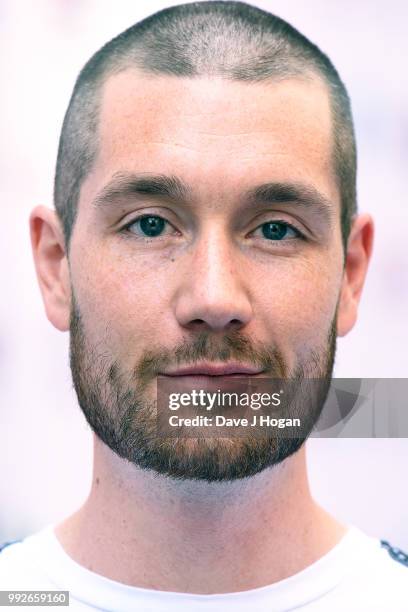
98,63,330,97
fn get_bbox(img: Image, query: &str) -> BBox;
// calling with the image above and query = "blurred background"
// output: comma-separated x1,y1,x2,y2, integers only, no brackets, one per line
1,0,407,548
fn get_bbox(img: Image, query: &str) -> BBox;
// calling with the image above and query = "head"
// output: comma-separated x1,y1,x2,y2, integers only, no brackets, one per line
30,1,373,481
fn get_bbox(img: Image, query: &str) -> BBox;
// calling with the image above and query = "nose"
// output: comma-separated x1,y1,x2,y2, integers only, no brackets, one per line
173,229,253,333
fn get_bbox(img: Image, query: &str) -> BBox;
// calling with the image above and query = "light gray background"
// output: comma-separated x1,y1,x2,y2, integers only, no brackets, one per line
1,0,407,547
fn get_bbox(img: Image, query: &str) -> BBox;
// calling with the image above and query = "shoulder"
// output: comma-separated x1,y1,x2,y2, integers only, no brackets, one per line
0,539,21,553
353,528,408,577
373,538,408,596
380,539,408,568
345,531,408,609
0,531,56,590
371,537,408,583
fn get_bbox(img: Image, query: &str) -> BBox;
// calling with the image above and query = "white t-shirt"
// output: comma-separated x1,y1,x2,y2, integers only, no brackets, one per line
0,525,406,611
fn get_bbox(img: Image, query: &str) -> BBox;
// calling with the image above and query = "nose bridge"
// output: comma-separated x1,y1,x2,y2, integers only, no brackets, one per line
193,222,242,291
174,224,253,331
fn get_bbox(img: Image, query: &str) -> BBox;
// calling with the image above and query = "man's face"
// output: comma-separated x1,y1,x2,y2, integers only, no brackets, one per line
67,71,344,480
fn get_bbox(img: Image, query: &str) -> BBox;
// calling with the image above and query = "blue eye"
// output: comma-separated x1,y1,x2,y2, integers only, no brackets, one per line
123,216,302,243
259,221,300,241
127,215,168,237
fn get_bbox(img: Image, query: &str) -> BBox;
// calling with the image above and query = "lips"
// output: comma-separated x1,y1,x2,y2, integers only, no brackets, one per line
161,362,263,376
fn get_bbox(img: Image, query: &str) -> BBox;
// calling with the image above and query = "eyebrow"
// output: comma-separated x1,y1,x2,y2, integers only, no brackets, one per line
92,172,192,209
92,171,334,222
245,181,334,223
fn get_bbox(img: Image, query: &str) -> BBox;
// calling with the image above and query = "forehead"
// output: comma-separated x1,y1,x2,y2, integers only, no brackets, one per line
81,69,338,209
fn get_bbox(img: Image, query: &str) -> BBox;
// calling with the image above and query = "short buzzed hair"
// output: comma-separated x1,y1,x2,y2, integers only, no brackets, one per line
54,1,357,250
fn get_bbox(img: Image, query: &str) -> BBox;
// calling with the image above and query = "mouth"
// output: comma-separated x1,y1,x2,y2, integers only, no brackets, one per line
158,364,266,403
161,362,264,377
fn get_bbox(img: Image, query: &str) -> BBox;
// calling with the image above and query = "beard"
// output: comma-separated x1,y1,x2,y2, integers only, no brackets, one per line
69,295,337,482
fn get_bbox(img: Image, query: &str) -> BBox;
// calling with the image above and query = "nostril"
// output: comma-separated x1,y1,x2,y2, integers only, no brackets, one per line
227,319,244,330
188,319,207,330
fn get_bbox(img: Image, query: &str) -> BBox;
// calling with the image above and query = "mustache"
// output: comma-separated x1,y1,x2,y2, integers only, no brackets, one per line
133,331,288,384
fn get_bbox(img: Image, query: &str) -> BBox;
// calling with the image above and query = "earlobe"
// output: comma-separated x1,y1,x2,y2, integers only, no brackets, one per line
29,206,71,332
337,213,374,337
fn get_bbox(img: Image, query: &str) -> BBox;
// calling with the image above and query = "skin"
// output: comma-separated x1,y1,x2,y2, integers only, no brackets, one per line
30,71,373,593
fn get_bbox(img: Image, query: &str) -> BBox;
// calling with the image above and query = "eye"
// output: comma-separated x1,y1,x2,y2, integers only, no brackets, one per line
125,215,173,238
253,221,302,241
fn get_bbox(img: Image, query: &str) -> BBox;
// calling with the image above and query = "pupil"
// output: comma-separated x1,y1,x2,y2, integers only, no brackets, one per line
262,222,287,240
140,216,165,237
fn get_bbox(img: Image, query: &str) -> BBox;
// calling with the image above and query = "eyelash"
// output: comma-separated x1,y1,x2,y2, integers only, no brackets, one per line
121,214,306,243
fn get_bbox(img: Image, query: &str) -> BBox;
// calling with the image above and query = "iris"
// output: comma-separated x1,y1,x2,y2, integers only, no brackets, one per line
139,216,165,237
262,222,292,241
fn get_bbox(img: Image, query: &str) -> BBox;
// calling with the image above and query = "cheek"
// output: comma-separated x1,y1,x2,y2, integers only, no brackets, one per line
255,255,341,354
70,242,172,357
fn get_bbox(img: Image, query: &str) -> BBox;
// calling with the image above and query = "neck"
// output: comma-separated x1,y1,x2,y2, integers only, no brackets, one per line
55,436,346,593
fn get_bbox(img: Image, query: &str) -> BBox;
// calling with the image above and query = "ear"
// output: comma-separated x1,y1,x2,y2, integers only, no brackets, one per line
29,206,71,331
337,213,374,337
